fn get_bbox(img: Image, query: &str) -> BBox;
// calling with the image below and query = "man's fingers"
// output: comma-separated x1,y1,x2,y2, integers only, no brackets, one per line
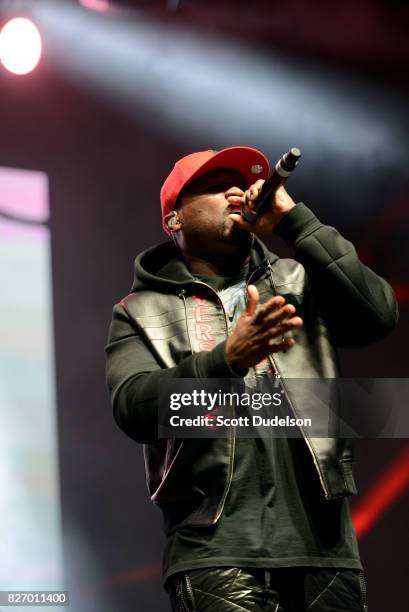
245,180,265,204
253,179,265,189
268,337,296,352
260,316,303,343
226,195,245,206
268,316,303,337
252,295,286,324
245,285,259,317
258,303,297,331
245,188,254,204
256,336,296,363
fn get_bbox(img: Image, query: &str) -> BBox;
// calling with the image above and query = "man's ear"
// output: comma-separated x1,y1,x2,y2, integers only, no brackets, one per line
164,211,182,232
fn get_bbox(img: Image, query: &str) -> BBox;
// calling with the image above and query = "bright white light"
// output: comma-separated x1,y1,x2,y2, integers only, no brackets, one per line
0,17,42,75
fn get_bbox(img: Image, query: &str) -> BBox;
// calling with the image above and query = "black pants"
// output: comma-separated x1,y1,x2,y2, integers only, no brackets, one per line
165,566,368,611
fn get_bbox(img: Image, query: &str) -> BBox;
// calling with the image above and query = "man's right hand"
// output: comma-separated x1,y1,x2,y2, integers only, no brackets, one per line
225,285,303,370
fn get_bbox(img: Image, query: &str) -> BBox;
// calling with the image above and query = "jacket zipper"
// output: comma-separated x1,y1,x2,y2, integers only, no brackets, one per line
358,571,368,611
262,263,331,499
274,368,330,498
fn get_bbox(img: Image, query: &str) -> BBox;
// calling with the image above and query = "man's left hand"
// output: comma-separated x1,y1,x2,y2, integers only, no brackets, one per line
227,179,296,234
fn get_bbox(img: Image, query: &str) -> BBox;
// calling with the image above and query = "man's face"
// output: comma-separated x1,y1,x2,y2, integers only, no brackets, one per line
174,168,252,257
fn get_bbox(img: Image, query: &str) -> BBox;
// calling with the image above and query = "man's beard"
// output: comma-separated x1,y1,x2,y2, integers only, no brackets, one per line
221,216,252,251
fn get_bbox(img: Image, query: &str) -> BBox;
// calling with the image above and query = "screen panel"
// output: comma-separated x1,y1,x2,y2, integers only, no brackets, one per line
0,167,64,608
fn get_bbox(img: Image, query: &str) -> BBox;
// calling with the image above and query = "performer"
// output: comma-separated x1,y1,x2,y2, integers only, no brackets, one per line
105,147,397,611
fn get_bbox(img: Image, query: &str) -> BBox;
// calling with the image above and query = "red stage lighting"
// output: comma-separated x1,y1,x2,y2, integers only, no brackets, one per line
0,17,42,75
79,0,110,12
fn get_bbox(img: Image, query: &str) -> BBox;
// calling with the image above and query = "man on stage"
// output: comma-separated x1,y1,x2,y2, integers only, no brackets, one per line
105,146,397,611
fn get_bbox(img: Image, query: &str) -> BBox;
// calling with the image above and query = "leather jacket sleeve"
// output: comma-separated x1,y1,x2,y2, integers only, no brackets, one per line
274,203,399,347
105,305,241,444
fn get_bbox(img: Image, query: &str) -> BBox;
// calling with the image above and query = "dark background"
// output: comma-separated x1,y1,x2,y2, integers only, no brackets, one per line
1,0,408,610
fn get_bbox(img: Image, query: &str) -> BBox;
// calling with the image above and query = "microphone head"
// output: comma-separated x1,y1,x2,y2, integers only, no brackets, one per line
282,147,302,171
290,147,301,158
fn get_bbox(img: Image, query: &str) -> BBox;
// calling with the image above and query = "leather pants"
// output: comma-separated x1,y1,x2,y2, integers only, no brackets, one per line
165,566,368,612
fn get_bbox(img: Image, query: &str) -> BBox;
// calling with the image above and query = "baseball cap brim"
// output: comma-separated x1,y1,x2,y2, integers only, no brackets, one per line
183,146,269,192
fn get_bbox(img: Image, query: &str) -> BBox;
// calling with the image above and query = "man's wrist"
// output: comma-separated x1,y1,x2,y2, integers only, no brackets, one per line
274,202,296,226
224,342,248,377
273,202,321,245
196,340,248,378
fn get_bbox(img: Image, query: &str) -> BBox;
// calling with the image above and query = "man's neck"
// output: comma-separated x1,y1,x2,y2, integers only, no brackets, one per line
182,251,250,277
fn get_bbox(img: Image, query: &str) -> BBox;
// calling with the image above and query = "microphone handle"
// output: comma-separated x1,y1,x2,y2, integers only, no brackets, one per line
242,147,301,223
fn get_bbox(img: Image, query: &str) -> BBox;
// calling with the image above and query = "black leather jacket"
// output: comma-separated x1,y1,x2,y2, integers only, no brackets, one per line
105,204,398,535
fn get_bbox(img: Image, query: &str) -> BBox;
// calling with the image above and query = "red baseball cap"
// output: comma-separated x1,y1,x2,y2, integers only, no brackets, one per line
160,146,270,234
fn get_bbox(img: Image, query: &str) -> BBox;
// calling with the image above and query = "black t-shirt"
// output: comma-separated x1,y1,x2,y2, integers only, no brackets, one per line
162,268,362,584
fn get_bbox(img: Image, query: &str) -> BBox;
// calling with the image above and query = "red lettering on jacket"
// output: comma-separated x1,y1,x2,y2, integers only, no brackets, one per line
195,323,213,340
192,295,215,351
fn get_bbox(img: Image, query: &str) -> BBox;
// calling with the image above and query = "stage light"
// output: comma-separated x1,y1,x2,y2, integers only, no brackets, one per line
0,17,42,75
29,0,408,226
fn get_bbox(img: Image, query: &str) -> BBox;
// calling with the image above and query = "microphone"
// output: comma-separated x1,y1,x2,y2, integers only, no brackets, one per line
242,147,301,222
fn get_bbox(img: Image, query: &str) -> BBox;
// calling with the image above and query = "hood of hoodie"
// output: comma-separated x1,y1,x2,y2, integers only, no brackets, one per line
130,236,279,293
